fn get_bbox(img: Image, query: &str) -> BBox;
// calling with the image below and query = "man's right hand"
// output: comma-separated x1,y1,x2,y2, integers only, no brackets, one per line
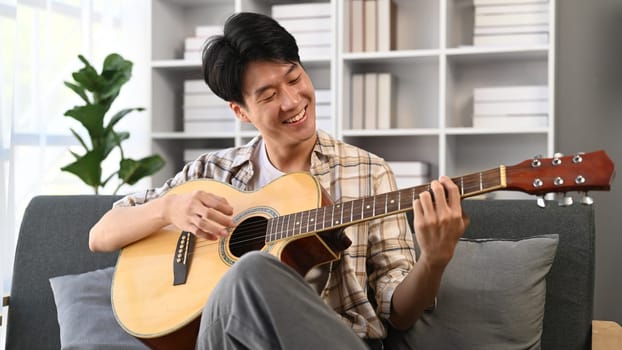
165,191,234,240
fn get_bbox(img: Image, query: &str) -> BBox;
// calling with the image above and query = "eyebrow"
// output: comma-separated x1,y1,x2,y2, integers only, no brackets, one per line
253,63,298,98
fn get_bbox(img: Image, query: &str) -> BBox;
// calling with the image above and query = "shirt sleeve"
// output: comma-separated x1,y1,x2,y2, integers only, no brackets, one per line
366,163,416,320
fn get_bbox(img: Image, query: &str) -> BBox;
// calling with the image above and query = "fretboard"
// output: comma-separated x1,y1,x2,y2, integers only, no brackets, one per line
266,166,506,242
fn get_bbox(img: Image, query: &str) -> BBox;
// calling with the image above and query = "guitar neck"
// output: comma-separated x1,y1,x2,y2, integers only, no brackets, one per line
266,166,506,242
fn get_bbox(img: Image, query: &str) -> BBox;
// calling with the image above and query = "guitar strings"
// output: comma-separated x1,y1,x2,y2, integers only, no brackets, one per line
184,169,502,252
187,171,503,252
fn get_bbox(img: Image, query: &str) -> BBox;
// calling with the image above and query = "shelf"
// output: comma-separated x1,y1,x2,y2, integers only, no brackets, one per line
148,0,556,187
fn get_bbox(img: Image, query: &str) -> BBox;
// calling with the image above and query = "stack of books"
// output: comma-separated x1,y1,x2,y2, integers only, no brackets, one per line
183,79,235,133
349,0,395,52
272,3,332,60
350,72,395,130
472,0,549,47
472,85,549,128
315,89,333,133
183,25,223,63
387,161,430,189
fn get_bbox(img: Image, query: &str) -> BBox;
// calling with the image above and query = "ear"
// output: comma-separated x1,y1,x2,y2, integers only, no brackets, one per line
229,102,251,123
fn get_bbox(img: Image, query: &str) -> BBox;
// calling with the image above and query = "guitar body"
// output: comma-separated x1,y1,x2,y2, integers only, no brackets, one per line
112,173,344,349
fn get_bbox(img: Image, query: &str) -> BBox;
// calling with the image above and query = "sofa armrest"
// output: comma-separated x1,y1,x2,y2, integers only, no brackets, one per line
592,320,622,350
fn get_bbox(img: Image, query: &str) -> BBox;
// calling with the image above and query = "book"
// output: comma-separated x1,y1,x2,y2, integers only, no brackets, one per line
474,33,548,46
473,100,548,115
183,50,202,63
316,115,333,132
376,0,394,52
473,85,548,102
376,73,395,129
364,0,377,52
350,0,365,52
298,45,332,59
277,17,332,33
351,74,365,129
474,24,549,35
184,119,235,133
183,93,228,108
271,3,332,19
184,106,234,121
387,161,430,176
473,0,548,5
472,115,548,128
475,12,549,27
364,72,378,129
315,89,332,104
184,37,209,51
292,31,332,46
394,175,429,189
315,103,332,118
475,3,549,15
195,25,222,38
184,80,211,94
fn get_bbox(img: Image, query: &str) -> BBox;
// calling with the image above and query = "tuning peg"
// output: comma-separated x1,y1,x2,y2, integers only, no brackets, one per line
558,194,574,207
580,192,594,205
536,196,547,208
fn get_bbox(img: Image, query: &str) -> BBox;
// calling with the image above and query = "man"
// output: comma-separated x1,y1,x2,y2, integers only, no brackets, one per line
89,12,468,350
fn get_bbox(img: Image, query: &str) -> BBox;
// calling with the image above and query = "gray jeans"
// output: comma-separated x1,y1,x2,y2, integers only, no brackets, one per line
195,251,368,350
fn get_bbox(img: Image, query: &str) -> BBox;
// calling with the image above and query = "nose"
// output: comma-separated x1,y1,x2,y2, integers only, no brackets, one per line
280,84,300,111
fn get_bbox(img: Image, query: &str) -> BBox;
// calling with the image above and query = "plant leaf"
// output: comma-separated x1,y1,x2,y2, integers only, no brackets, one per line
100,53,133,101
64,104,107,141
101,130,129,159
118,155,166,185
69,128,88,151
60,150,103,188
63,81,90,104
105,107,145,131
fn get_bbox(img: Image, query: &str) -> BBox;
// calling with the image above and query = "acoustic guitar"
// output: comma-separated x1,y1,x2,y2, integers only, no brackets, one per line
111,150,615,349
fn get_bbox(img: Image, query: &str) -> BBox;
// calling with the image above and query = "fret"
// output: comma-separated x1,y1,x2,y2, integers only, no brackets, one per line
460,176,464,196
267,218,273,242
479,172,483,192
294,211,302,235
312,208,318,232
320,206,327,230
279,215,286,239
302,209,309,235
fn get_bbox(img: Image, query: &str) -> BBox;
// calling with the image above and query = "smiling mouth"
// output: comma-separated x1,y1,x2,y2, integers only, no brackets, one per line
283,107,306,124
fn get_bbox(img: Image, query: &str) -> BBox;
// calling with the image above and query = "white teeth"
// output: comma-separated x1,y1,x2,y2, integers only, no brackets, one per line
284,108,305,124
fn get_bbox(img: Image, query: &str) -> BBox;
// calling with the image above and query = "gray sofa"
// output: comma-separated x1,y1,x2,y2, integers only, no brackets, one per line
1,195,617,349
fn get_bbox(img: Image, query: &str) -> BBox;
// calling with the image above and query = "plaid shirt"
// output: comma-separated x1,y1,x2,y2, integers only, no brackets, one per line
115,130,416,339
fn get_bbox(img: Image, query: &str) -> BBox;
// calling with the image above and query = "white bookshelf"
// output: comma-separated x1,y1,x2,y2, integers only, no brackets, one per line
149,0,556,197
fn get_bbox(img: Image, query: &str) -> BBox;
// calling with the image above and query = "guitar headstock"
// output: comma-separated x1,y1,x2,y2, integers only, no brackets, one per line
505,150,615,206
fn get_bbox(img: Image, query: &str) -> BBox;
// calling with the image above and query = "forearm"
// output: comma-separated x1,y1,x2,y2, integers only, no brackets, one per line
389,257,445,330
89,196,171,252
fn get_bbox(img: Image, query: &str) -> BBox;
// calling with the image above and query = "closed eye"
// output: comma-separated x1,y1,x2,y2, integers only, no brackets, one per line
289,74,301,84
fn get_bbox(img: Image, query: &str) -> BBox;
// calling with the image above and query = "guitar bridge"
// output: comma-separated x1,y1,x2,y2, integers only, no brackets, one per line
173,231,195,286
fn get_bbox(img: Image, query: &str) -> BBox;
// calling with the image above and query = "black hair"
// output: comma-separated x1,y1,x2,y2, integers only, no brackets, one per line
202,12,301,106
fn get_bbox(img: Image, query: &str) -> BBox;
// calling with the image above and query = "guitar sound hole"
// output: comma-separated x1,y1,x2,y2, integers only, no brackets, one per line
229,216,267,258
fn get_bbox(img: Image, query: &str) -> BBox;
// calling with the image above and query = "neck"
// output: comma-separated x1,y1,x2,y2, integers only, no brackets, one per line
264,134,317,172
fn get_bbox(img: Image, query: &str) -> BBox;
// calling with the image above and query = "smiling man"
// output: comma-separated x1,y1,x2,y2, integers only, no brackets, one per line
89,12,468,350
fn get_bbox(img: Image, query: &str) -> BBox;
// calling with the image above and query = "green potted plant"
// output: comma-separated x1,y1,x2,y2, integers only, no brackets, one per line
61,53,165,194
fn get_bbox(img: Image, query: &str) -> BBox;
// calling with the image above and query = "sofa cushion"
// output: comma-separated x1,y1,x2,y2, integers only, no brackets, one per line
385,234,559,350
49,267,148,350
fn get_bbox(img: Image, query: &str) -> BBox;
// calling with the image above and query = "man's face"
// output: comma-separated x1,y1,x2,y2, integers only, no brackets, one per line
230,60,317,149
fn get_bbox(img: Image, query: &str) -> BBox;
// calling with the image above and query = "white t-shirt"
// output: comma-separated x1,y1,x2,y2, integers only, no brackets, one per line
248,140,329,294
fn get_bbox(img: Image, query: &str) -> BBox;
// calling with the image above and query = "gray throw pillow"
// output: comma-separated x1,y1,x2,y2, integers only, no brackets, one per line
49,267,149,350
385,234,559,350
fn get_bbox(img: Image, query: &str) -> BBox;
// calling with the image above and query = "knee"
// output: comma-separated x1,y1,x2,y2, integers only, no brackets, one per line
228,251,278,280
